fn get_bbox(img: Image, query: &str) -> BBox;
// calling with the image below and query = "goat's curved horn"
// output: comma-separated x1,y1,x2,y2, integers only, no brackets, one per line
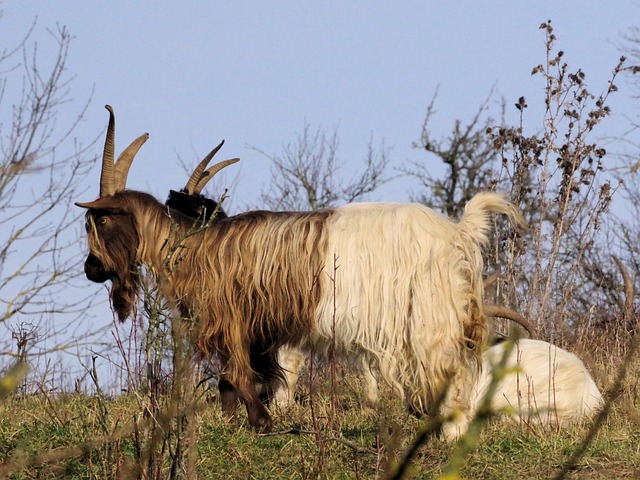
183,139,239,195
193,158,240,195
483,270,501,289
114,133,149,191
183,140,225,194
484,304,536,337
613,255,635,319
99,105,117,197
99,105,148,196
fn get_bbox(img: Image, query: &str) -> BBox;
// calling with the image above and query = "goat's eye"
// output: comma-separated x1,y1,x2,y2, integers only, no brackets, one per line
98,216,108,226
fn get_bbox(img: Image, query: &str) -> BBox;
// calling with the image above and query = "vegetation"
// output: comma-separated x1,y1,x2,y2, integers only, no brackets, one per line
0,363,639,479
0,19,101,394
1,18,639,480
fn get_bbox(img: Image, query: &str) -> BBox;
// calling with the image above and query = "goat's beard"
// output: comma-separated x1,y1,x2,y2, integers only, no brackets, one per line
110,269,141,322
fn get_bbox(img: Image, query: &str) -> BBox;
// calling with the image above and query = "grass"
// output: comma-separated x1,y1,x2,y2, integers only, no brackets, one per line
1,359,639,480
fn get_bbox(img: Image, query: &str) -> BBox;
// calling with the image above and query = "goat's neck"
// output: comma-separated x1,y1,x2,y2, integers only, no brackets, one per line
135,206,198,282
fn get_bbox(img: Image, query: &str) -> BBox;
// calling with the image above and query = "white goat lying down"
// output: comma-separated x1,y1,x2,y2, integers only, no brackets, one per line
474,338,603,424
275,339,603,425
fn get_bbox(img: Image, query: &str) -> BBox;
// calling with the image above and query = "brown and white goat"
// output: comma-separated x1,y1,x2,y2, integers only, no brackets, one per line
76,106,525,438
167,165,541,417
166,162,539,411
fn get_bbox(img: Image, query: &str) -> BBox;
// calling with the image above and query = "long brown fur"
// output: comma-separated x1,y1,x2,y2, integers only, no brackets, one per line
167,208,334,388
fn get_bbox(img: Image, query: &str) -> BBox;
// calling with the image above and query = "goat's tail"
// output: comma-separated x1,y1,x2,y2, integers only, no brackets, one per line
457,191,526,246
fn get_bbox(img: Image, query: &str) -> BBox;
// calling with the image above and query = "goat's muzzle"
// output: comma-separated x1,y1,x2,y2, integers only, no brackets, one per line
84,254,111,283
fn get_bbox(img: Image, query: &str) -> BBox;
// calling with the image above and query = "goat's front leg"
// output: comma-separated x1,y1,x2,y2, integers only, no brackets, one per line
223,370,271,432
239,384,273,432
219,375,272,431
225,349,274,432
440,362,475,442
218,377,240,420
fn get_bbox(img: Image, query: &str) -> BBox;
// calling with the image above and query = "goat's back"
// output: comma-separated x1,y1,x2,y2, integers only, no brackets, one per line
313,195,521,410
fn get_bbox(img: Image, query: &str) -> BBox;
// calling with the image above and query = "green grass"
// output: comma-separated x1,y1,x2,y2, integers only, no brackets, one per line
1,368,639,480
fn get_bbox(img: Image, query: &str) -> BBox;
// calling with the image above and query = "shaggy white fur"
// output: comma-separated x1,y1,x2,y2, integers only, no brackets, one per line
473,338,603,423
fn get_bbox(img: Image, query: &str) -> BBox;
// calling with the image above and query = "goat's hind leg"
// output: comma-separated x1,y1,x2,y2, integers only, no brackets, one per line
404,360,476,441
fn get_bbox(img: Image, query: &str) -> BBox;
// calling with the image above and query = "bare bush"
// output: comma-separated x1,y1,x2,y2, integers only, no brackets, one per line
493,22,625,339
404,86,508,217
409,21,633,343
0,20,98,390
254,122,391,211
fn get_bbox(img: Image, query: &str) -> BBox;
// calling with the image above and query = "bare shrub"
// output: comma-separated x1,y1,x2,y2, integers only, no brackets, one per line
409,21,631,343
0,20,99,392
254,122,391,211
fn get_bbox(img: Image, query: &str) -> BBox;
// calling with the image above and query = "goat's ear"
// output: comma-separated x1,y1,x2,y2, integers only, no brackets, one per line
75,197,123,211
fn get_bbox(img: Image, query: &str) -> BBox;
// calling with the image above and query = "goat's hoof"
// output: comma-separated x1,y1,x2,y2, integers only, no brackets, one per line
250,416,273,433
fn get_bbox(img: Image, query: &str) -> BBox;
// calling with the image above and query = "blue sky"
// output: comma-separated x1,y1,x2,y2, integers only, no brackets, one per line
2,2,639,384
4,2,638,208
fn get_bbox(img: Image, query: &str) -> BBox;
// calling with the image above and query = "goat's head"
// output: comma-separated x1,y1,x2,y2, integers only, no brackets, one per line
81,195,142,321
76,106,239,322
75,106,149,321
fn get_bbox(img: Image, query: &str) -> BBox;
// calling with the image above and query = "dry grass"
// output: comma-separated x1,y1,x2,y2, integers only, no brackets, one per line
1,341,639,479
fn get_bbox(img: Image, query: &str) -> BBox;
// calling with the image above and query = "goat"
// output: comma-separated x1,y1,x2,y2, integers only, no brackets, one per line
168,147,551,426
166,162,602,430
167,162,540,416
473,338,603,424
76,106,525,438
